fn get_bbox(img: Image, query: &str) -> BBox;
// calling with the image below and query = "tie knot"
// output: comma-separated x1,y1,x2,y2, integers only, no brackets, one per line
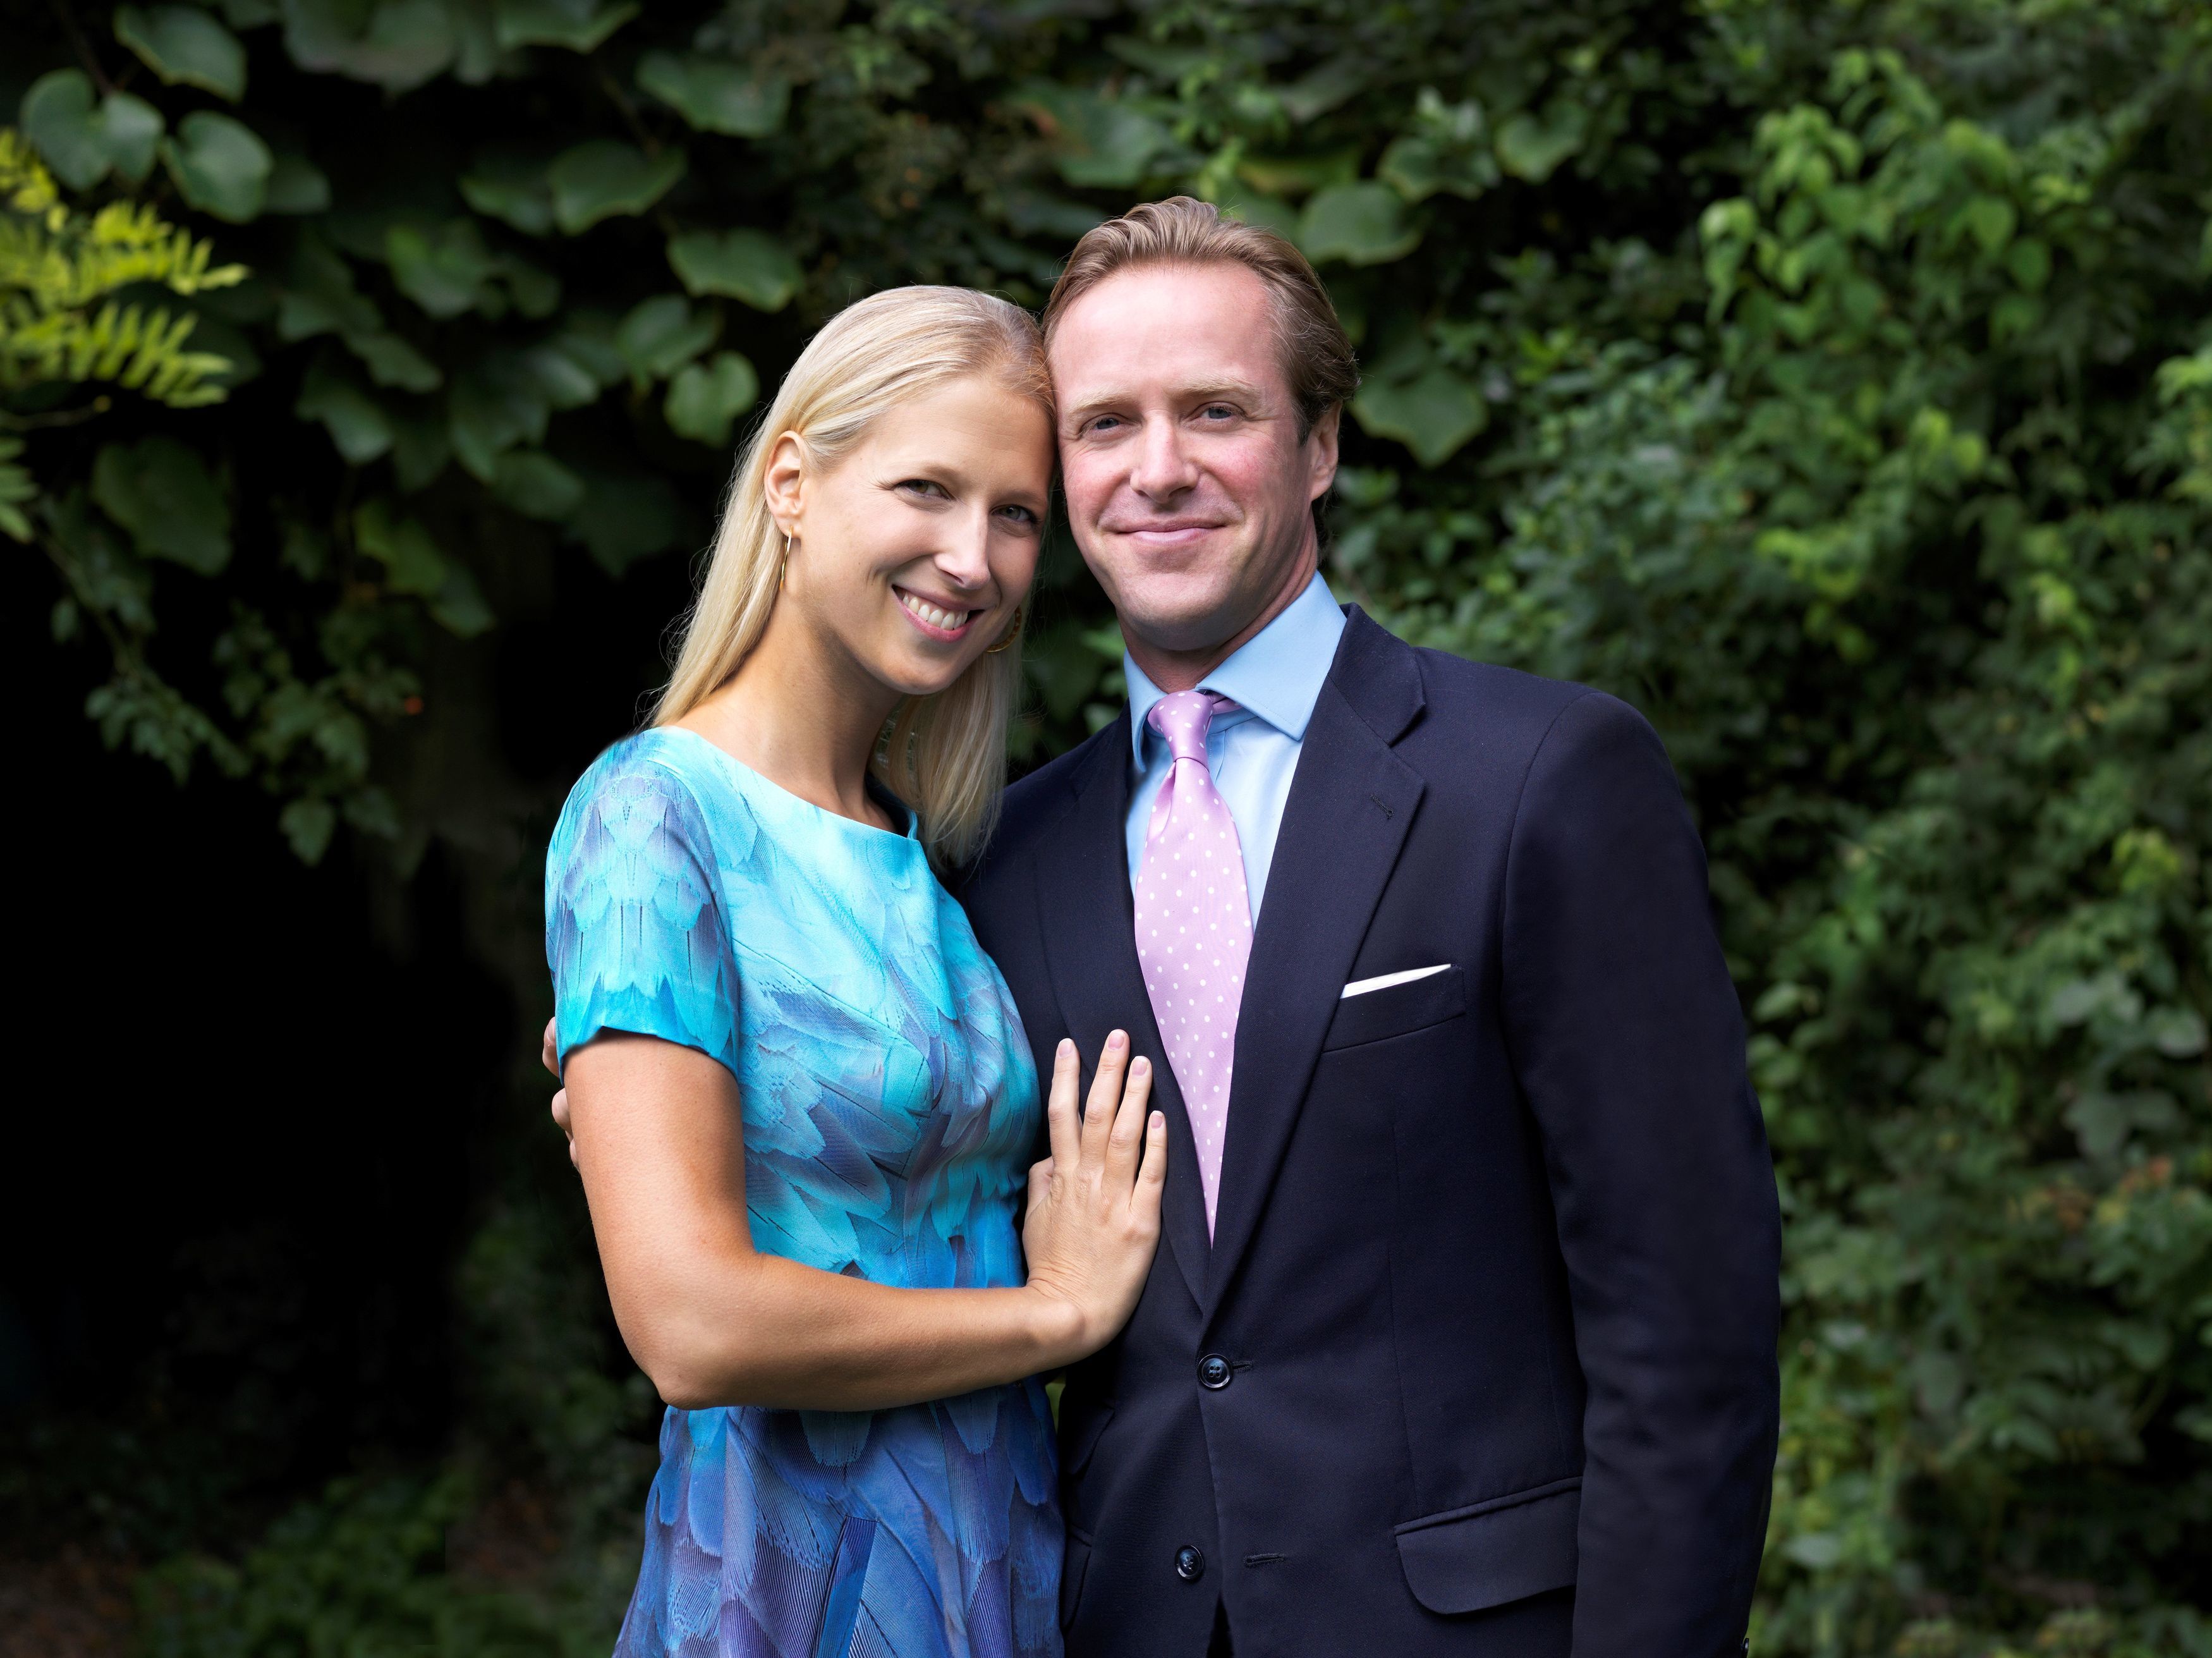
1147,690,1234,764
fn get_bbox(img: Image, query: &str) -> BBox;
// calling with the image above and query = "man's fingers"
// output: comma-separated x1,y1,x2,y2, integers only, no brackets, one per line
1081,1031,1129,1169
1045,1039,1080,1170
541,1017,559,1078
1104,1056,1153,1188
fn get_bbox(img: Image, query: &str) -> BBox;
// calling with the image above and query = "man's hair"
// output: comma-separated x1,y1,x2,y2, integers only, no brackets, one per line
1042,197,1359,439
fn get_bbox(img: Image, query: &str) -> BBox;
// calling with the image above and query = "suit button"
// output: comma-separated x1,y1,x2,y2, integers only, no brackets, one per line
1198,1353,1232,1390
1175,1545,1206,1582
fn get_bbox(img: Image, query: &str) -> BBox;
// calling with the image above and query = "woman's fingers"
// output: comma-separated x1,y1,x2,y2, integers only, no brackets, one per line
542,1017,560,1077
1045,1039,1080,1170
1103,1056,1153,1190
1134,1111,1168,1218
1026,1157,1054,1215
1080,1032,1129,1173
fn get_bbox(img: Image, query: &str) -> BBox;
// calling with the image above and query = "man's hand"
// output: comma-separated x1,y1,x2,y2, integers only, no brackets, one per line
544,1016,578,1169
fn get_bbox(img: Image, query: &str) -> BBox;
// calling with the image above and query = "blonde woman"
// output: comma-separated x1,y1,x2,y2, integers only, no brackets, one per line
544,288,1165,1657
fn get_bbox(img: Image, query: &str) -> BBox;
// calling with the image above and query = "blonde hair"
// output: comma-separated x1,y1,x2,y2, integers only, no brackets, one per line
655,287,1051,869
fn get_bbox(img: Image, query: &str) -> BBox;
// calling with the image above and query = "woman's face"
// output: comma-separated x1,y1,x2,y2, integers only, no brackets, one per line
773,374,1054,702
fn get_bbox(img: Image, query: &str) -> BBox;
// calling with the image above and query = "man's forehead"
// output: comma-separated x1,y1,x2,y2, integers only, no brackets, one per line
1048,262,1285,398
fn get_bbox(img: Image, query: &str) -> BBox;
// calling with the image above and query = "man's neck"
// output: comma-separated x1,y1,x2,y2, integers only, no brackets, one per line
1123,545,1318,695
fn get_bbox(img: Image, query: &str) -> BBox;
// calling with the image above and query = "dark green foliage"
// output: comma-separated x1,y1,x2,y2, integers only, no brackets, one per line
7,1,2206,1654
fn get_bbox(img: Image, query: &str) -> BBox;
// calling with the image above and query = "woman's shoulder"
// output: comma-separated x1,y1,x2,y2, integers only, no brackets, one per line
549,729,757,872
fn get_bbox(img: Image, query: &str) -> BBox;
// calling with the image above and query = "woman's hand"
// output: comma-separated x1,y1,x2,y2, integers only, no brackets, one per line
1020,1032,1168,1361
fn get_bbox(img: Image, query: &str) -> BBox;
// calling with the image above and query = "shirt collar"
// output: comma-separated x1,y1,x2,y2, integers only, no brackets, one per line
1124,571,1347,767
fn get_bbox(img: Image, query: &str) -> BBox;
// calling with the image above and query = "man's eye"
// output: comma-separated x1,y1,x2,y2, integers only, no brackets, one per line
1085,414,1125,436
1200,404,1237,422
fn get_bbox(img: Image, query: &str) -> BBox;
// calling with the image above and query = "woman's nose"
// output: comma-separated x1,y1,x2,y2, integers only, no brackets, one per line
932,508,995,590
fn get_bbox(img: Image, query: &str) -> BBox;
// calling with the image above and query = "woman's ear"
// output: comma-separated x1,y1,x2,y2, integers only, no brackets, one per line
762,431,808,536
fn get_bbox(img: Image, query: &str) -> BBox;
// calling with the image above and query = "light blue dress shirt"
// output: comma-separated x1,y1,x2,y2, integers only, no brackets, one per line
1124,571,1347,922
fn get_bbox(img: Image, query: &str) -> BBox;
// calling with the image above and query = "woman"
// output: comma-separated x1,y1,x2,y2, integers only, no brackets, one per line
544,288,1165,1657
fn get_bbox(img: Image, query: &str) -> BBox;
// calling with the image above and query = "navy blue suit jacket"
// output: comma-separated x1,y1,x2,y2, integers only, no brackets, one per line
961,608,1780,1657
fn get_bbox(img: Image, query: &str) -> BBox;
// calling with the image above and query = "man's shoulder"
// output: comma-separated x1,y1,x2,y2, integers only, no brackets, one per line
1397,637,1639,751
967,720,1119,896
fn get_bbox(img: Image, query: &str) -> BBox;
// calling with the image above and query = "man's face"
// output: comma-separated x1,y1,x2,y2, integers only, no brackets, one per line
1050,262,1339,663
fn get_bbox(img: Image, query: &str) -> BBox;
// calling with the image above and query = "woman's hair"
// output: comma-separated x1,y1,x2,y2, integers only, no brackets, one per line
654,286,1051,869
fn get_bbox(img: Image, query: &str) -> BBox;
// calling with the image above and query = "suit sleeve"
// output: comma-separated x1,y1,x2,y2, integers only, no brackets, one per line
1499,690,1780,1658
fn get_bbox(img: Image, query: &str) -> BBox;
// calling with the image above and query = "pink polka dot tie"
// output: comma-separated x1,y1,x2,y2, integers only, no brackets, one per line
1134,690,1251,1238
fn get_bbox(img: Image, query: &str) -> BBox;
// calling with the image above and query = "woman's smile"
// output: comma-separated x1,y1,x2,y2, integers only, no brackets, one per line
894,586,983,640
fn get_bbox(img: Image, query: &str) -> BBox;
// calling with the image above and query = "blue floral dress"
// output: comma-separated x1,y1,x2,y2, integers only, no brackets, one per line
546,728,1059,1658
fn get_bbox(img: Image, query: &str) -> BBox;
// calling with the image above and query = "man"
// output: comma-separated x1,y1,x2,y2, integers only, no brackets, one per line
959,198,1779,1656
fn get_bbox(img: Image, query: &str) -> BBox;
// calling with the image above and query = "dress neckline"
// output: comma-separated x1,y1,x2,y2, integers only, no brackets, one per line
652,725,917,846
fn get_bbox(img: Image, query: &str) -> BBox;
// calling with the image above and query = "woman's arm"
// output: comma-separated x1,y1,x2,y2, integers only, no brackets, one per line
566,1028,1164,1411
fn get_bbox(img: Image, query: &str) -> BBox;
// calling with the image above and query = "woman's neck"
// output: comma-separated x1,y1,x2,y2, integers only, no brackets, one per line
676,610,902,830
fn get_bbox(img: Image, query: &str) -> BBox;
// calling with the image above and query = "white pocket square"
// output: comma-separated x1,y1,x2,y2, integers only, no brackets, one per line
1340,963,1451,999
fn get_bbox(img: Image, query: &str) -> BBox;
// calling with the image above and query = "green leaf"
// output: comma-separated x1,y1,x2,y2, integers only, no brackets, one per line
547,140,686,234
90,437,233,575
1278,58,1368,124
1235,150,1358,200
1380,92,1497,203
264,150,331,213
115,6,249,101
664,352,758,448
277,236,381,342
492,450,585,518
385,219,499,317
1495,101,1588,183
616,295,717,384
636,51,789,137
667,230,801,311
448,353,552,480
1300,182,1420,267
1011,83,1170,189
492,0,635,50
571,471,690,575
1351,365,1488,466
160,110,273,222
280,798,337,863
1209,183,1301,241
460,152,554,236
281,0,458,94
345,331,442,391
388,408,451,491
354,499,441,592
21,71,164,190
429,565,494,636
216,0,279,25
295,358,394,463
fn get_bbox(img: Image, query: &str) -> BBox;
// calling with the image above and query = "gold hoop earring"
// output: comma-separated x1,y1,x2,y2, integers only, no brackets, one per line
985,603,1025,654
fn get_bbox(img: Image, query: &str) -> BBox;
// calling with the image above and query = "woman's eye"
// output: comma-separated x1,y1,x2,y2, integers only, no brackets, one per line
995,504,1040,528
897,478,951,499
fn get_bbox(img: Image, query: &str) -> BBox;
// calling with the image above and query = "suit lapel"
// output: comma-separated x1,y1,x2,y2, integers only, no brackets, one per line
1031,714,1208,1307
1205,609,1427,1315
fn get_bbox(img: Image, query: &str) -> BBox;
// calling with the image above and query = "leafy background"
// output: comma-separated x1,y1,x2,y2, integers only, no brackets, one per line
1,1,2206,1654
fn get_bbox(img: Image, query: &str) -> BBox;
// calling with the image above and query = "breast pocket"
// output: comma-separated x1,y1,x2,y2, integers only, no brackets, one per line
1323,965,1466,1052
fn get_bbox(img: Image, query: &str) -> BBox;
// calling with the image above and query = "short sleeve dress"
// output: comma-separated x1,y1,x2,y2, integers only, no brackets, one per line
545,728,1060,1658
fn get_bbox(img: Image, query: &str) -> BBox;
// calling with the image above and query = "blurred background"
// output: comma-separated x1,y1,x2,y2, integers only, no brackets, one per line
1,1,2206,1654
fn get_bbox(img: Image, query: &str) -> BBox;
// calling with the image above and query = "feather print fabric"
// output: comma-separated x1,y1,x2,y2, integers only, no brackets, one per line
546,729,1060,1658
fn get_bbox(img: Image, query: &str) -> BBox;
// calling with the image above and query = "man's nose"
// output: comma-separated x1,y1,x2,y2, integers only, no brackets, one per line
1130,413,1198,501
